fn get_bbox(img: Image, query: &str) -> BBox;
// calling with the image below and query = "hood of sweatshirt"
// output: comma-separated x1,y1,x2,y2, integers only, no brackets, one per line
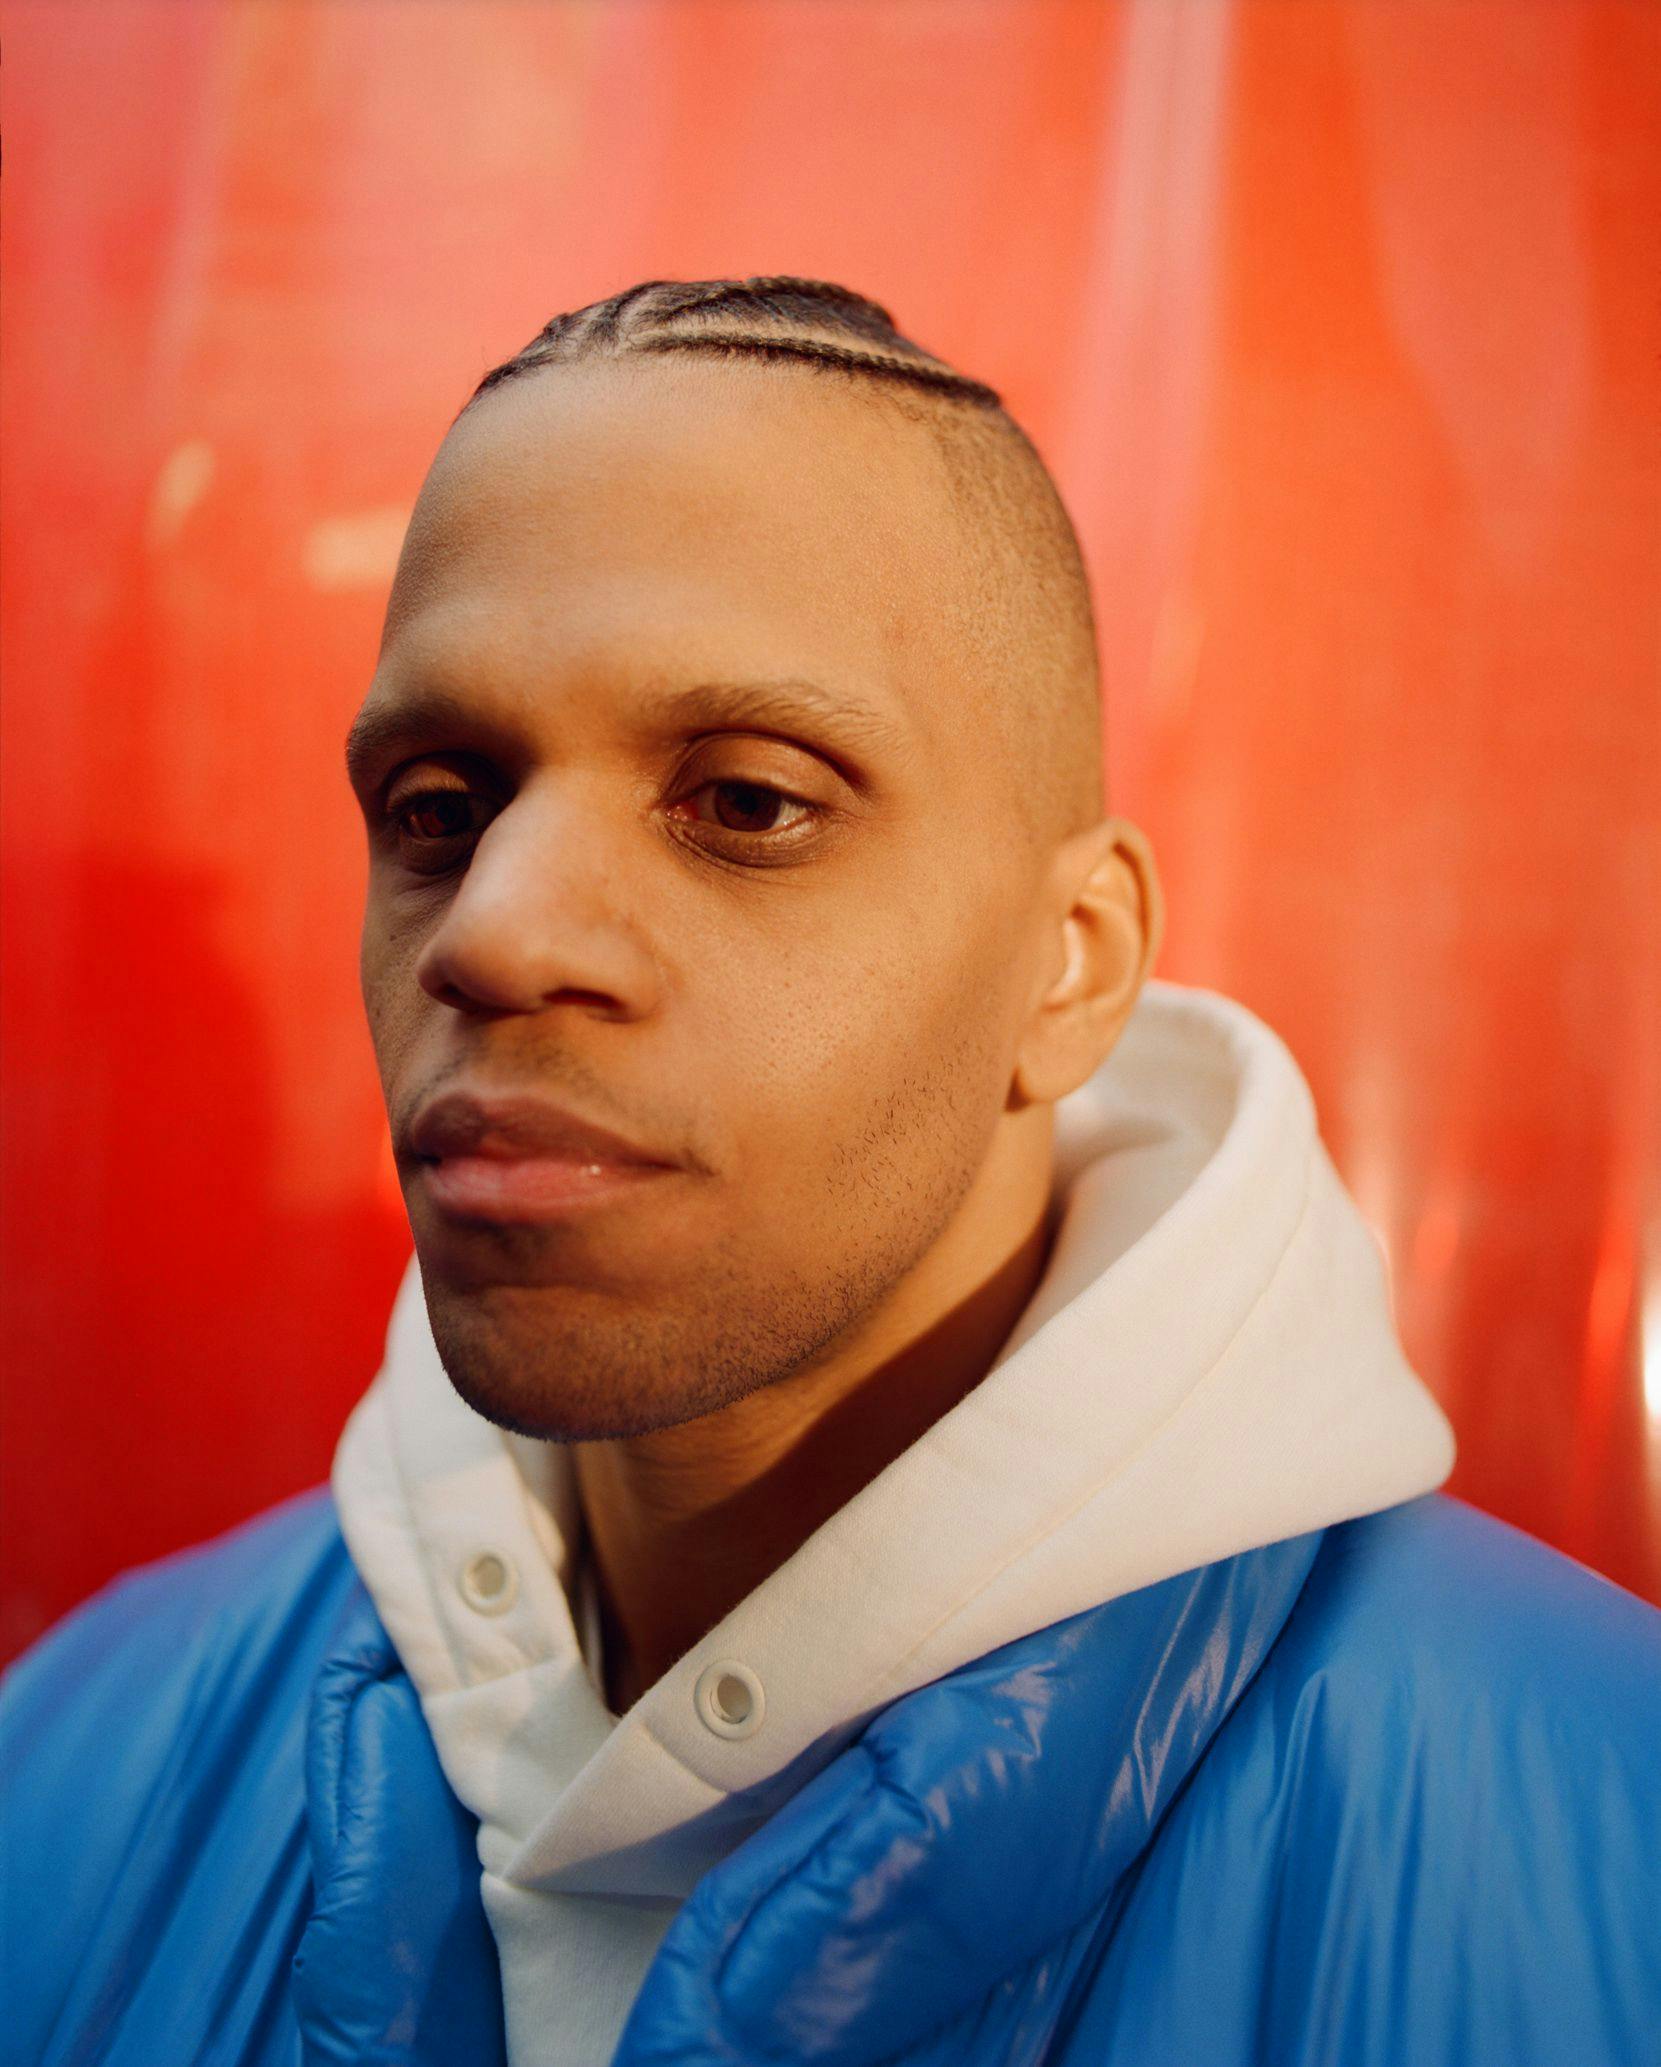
332,978,1454,2057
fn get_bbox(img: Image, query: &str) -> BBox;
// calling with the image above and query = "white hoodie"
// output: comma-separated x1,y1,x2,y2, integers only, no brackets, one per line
331,979,1456,2067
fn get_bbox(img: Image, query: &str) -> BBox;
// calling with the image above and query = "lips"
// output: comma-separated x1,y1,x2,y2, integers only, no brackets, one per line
407,1089,680,1170
405,1089,683,1225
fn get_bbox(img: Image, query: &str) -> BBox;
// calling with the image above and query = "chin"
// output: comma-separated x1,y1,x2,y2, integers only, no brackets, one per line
422,1277,768,1443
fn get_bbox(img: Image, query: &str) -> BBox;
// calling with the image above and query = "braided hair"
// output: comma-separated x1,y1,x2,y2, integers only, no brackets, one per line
460,275,1004,419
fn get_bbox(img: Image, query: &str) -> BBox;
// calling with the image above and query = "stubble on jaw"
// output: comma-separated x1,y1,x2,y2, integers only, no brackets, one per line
416,1006,1007,1444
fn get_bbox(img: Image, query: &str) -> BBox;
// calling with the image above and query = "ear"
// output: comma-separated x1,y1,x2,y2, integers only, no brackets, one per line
1012,816,1164,1108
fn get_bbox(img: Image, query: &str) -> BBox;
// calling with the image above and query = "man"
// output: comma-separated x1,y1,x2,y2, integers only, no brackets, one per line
4,276,1657,2067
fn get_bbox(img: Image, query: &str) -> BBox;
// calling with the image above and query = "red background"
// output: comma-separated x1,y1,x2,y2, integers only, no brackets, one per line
3,0,1658,1662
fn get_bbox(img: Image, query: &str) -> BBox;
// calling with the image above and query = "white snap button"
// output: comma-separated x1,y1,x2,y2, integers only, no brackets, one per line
458,1549,518,1616
694,1659,765,1740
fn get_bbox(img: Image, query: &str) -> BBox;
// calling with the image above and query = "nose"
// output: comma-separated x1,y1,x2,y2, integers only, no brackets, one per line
411,786,661,1018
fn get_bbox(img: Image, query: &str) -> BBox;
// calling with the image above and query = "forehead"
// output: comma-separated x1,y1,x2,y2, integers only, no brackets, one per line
377,358,978,733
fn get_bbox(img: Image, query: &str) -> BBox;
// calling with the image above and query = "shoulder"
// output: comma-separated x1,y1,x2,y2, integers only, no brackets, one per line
1076,1501,1661,2065
3,1483,356,1729
1274,1490,1661,1721
1,1488,371,2063
1148,1494,1660,2060
1240,1492,1661,1863
0,1485,360,1908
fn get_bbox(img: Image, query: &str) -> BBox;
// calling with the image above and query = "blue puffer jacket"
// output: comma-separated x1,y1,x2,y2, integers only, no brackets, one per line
3,1484,1658,2066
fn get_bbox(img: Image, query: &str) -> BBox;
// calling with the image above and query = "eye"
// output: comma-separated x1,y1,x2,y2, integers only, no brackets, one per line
685,778,818,839
386,785,497,865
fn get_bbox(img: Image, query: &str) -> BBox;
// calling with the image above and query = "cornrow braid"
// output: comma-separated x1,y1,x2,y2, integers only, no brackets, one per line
458,275,1004,420
675,275,898,321
654,276,902,342
633,332,1000,406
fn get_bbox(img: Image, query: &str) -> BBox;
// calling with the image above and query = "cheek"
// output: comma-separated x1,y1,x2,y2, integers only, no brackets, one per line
358,898,429,1081
705,906,1013,1219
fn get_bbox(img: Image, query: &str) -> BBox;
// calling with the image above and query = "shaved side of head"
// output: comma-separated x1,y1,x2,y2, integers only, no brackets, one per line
915,402,1106,854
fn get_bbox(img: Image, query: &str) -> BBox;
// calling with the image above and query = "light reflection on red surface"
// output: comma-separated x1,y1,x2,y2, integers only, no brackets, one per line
1,0,1655,1662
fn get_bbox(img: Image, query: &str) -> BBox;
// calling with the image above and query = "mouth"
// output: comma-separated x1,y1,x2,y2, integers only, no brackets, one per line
415,1150,677,1225
405,1086,685,1227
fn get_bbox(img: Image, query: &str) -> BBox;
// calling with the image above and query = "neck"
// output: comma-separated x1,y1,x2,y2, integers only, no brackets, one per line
572,1152,1058,1715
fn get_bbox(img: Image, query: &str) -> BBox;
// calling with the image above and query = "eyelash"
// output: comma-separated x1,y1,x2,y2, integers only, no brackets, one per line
382,776,826,870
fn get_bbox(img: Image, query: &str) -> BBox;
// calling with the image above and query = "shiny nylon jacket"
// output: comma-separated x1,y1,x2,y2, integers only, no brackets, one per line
4,1484,1658,2066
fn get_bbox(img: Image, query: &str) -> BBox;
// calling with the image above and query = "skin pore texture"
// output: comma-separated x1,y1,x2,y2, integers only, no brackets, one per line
348,352,1164,1713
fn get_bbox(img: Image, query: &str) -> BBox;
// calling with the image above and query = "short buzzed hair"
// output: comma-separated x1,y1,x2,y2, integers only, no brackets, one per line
458,276,1106,850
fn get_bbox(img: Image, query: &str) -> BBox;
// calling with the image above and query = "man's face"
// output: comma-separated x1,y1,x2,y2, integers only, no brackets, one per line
349,357,1061,1439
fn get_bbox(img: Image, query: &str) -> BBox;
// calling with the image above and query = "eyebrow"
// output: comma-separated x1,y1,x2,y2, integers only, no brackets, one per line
343,675,907,792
